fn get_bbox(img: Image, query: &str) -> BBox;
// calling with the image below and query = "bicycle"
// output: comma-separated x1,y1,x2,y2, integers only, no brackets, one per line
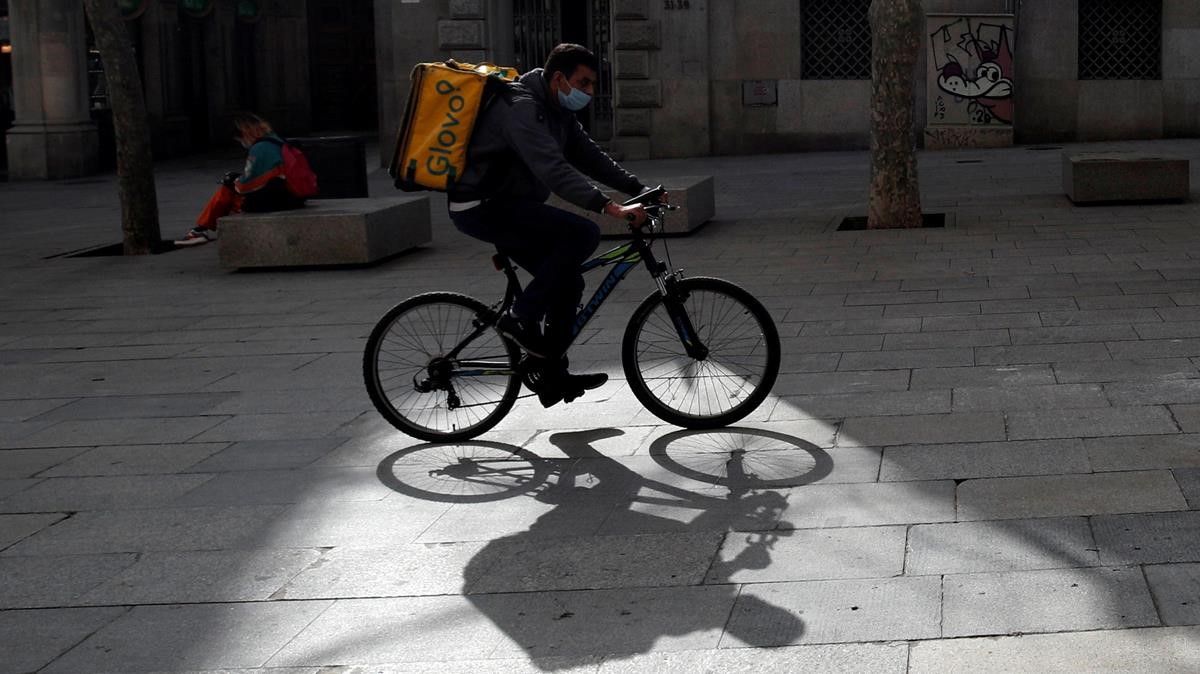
363,186,781,441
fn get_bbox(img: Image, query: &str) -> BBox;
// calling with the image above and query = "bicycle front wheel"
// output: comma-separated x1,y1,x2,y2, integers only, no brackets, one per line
622,277,780,428
364,292,521,442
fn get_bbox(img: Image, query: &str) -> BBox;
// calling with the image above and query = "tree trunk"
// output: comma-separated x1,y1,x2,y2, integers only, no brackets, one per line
867,0,924,229
83,0,161,254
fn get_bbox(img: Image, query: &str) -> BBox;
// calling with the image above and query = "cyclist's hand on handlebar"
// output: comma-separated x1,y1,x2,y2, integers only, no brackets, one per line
604,201,648,227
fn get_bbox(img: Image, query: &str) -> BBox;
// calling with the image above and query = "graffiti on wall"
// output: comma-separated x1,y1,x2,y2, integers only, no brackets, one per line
928,16,1014,127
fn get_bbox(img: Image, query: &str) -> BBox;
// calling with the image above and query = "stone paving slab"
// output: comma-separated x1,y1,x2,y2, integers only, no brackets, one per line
1,506,286,556
0,473,214,512
768,390,950,420
1052,358,1200,383
909,364,1056,389
594,643,908,673
188,438,348,471
708,525,905,583
40,442,227,477
0,606,129,674
277,543,487,600
881,439,1089,481
1176,467,1200,508
0,512,67,550
957,471,1188,520
838,412,1006,446
0,553,137,609
1144,562,1200,626
906,517,1099,575
722,577,941,646
175,467,394,507
908,626,1200,672
79,548,323,606
1005,406,1180,440
0,416,230,449
955,382,1112,412
1085,434,1200,471
467,531,724,593
942,566,1160,637
1093,510,1200,565
43,601,334,673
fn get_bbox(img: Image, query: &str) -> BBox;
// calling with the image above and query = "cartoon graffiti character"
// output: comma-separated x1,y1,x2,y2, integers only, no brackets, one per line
930,20,1014,125
938,59,1012,100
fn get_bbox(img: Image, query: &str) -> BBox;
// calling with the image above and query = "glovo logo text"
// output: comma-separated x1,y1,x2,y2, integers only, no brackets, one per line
426,79,466,177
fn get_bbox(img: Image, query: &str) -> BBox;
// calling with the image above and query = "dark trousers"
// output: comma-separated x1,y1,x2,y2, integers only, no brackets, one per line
450,197,601,352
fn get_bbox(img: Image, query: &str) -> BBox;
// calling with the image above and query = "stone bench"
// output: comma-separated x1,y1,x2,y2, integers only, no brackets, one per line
1063,152,1190,204
218,197,431,269
547,175,715,237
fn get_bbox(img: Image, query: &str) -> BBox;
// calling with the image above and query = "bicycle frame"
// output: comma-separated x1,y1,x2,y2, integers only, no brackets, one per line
445,204,705,379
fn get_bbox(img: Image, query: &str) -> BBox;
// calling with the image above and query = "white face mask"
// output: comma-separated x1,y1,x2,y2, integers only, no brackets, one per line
556,76,592,111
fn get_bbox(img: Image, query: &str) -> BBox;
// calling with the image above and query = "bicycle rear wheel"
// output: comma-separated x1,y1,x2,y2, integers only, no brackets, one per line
364,292,521,442
622,277,780,428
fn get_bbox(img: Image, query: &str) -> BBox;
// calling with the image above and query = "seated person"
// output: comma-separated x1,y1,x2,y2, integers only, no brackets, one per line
176,113,306,246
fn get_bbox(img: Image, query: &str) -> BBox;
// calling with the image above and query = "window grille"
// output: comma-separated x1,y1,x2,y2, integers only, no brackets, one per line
1079,0,1161,80
513,0,559,76
801,0,871,80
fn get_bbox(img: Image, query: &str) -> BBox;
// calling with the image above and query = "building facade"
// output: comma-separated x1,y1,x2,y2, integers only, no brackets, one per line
376,0,1200,161
1,0,376,180
3,0,1198,179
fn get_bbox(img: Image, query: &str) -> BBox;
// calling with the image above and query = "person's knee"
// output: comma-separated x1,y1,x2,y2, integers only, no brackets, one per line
571,220,600,260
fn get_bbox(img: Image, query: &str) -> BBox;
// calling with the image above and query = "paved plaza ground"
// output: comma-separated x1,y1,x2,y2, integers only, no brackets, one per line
1,139,1200,672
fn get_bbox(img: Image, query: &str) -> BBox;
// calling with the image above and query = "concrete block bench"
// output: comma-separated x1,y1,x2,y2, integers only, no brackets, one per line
1063,152,1190,204
547,175,715,237
218,196,431,269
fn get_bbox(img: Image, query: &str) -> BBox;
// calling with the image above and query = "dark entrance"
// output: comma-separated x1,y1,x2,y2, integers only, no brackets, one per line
308,0,377,131
178,9,212,150
513,0,612,141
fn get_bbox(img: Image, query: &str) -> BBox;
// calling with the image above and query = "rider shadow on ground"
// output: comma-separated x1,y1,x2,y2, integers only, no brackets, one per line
448,427,832,666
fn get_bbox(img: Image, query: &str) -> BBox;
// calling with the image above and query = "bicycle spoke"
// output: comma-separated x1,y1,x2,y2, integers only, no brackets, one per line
631,284,776,421
368,296,519,440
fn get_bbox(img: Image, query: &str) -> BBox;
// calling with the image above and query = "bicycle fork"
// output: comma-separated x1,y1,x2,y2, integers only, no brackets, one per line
660,276,709,361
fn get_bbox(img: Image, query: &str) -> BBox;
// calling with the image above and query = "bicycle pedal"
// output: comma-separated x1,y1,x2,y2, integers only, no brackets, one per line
562,389,585,403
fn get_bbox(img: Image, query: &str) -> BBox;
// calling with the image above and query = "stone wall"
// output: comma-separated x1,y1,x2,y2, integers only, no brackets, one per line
371,0,1200,161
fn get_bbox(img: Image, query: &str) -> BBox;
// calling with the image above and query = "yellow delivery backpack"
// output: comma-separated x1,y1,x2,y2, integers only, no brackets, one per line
390,60,518,192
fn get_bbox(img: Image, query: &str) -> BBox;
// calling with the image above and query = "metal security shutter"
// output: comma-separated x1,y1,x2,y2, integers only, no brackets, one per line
1079,0,1162,80
801,0,871,80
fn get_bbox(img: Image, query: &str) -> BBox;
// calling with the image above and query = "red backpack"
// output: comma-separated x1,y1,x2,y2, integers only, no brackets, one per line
281,143,320,199
264,137,320,199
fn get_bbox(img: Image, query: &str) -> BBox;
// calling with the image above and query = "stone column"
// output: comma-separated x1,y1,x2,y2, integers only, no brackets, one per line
5,0,98,179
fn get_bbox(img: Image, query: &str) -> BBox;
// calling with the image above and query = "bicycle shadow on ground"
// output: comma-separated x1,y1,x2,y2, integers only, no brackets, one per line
377,427,834,667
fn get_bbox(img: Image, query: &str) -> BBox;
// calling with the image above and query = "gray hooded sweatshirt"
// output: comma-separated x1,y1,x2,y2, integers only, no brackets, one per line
450,68,645,213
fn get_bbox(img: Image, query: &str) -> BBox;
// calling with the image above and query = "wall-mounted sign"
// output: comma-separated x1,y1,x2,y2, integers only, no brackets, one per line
119,0,150,20
743,80,777,107
236,0,261,23
180,0,214,19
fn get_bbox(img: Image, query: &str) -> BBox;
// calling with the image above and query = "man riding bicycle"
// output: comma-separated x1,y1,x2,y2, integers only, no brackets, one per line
448,43,660,408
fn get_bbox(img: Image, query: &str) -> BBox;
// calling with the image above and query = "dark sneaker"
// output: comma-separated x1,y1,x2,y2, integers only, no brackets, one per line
561,372,608,404
562,372,607,392
497,311,549,358
539,371,608,408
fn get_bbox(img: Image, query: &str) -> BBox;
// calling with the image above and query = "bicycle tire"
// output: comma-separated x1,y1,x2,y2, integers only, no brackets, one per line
622,277,780,428
364,292,521,442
